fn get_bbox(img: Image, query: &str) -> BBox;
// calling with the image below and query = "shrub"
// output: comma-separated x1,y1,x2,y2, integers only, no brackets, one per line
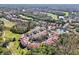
76,28,79,32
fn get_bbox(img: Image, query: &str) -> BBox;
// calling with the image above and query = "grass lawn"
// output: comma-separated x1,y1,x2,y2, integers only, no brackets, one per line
19,15,33,20
0,37,4,42
9,41,20,54
0,18,16,28
47,13,58,20
0,18,20,41
64,12,69,16
4,30,20,41
9,41,28,55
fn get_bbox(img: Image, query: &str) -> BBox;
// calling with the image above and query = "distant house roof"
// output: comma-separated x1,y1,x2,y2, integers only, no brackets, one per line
27,43,40,48
45,37,55,45
57,29,65,34
19,34,29,47
45,32,59,45
30,30,48,40
59,16,64,19
27,26,47,40
19,30,60,48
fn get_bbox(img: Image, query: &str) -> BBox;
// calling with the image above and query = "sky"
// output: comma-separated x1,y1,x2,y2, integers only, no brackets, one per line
0,4,79,9
0,0,78,4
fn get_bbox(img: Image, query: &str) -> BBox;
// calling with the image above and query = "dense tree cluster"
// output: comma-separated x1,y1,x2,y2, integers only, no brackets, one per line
54,33,79,55
29,44,57,55
10,21,36,34
10,22,28,34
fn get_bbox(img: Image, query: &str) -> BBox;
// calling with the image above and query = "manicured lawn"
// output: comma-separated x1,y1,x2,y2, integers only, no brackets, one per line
9,41,20,55
0,18,19,41
0,18,16,28
47,13,58,20
64,12,69,16
19,15,33,20
9,41,28,55
0,37,4,42
4,30,20,40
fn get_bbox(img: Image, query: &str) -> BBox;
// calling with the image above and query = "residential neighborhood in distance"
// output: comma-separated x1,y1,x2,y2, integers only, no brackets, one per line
1,4,79,55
